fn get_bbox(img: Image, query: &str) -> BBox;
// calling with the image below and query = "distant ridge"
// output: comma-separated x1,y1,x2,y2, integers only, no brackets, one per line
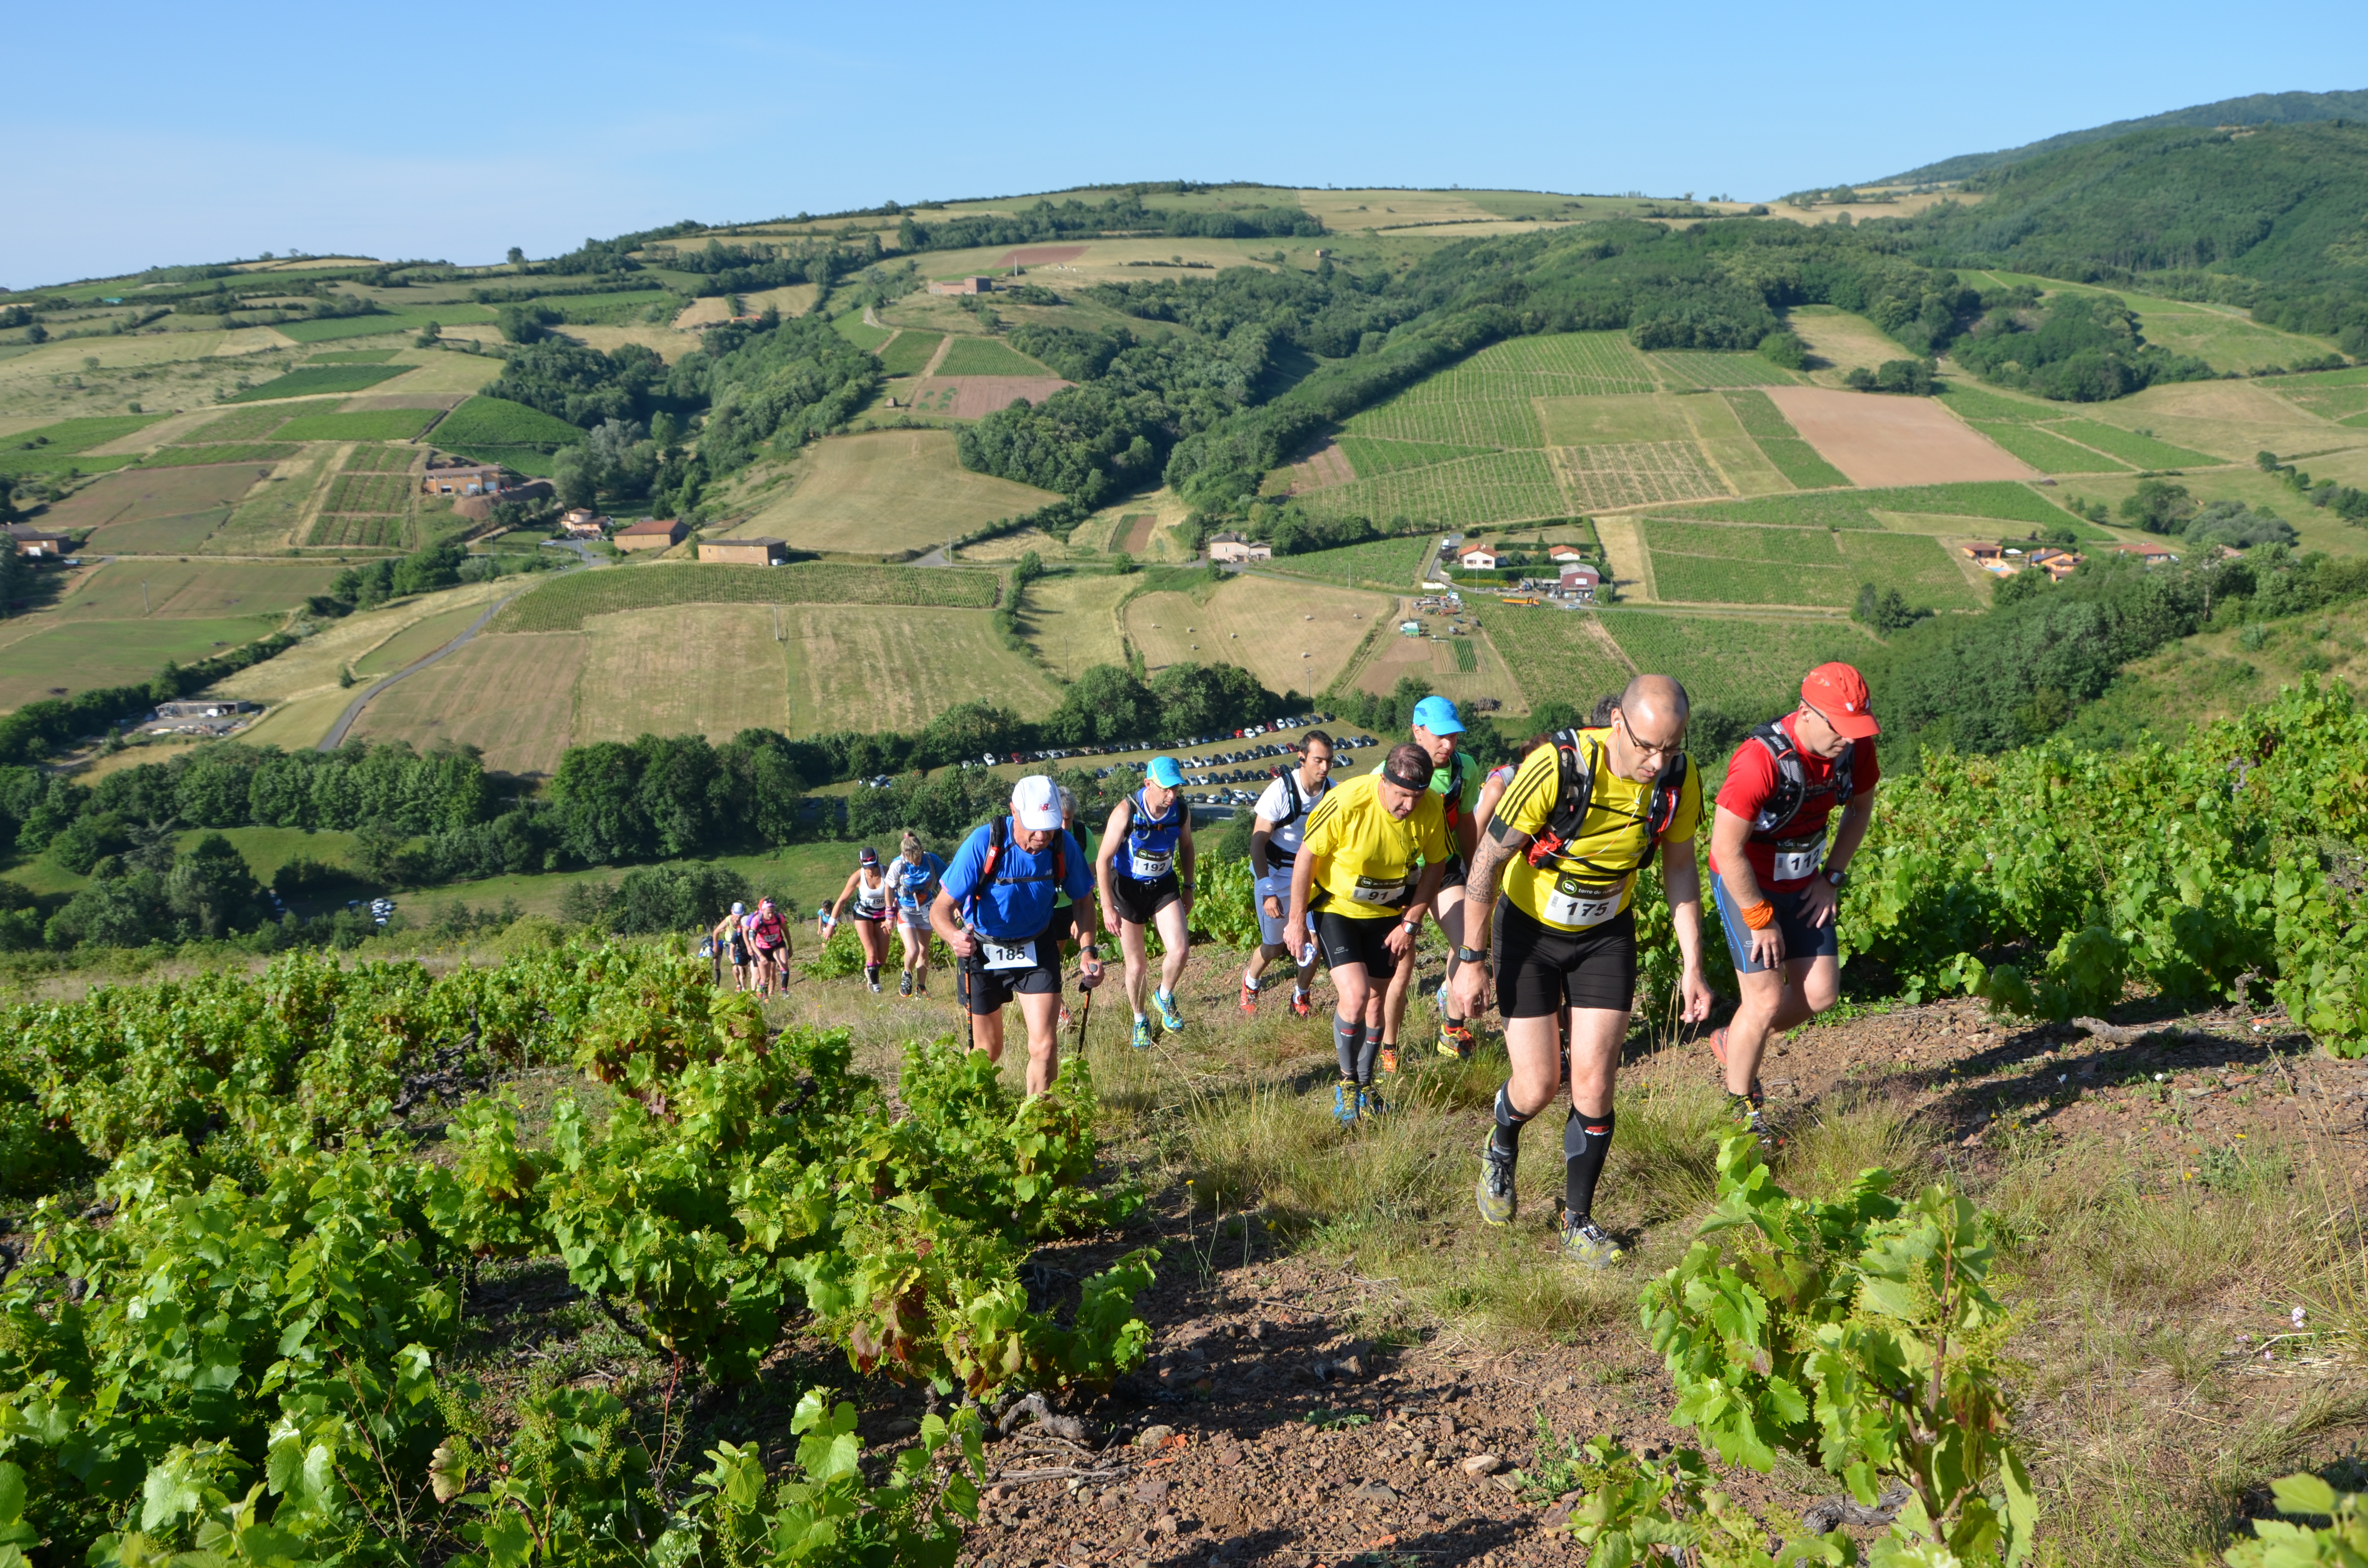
1879,88,2368,184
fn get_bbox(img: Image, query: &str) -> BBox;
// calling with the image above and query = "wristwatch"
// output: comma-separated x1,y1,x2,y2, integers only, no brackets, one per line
1825,868,1850,889
1401,920,1422,936
1455,945,1491,965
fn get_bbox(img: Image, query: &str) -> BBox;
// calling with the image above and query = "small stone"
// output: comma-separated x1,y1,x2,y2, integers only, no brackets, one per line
880,1417,920,1439
1461,1454,1504,1476
1153,1513,1180,1538
1096,1489,1124,1512
1135,1477,1171,1505
1134,1424,1176,1450
1334,1352,1367,1379
987,1484,1011,1502
1212,1440,1243,1469
1493,1469,1527,1494
1354,1481,1398,1502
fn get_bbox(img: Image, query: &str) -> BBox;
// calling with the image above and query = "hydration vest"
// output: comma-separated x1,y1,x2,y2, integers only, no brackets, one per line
964,814,1068,924
1522,728,1690,876
1122,787,1183,880
1263,770,1329,866
1745,721,1855,842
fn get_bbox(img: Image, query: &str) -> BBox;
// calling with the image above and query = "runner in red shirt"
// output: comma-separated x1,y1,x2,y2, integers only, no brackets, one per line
1705,662,1880,1143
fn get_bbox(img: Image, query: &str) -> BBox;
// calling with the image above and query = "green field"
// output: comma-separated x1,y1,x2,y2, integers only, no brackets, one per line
434,396,584,450
0,451,140,477
1971,420,2132,474
308,515,409,549
1648,352,1800,388
1345,396,1542,449
1465,605,1639,712
141,444,297,467
1602,612,1870,716
1335,435,1498,477
4,414,166,455
1935,383,2054,423
1262,533,1439,589
323,471,413,514
878,331,944,376
274,408,438,442
554,290,676,325
274,305,497,344
341,444,418,474
175,405,299,443
1671,481,2074,530
222,366,410,403
1718,391,1850,488
831,315,894,352
2044,418,2222,468
1642,520,1852,564
1298,448,1566,528
1642,519,1981,611
1406,332,1658,400
934,337,1054,377
0,615,282,710
305,350,398,365
489,562,1001,633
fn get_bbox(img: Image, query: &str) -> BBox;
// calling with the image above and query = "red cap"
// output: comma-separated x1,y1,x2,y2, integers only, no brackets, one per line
1801,662,1880,739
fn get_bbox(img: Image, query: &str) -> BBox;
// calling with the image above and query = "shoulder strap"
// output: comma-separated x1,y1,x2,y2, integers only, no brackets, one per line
1645,754,1690,844
1524,729,1601,869
1276,769,1306,827
1748,722,1807,837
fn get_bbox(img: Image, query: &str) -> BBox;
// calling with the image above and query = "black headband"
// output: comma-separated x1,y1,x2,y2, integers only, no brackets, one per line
1381,768,1427,793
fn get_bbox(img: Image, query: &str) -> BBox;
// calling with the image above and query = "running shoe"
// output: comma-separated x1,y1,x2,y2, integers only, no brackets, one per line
899,971,914,998
1379,1044,1398,1077
1131,1017,1153,1051
1333,1078,1362,1127
1558,1217,1625,1270
1727,1092,1782,1152
1361,1087,1386,1119
1290,989,1312,1019
1154,990,1184,1034
869,980,883,995
1239,980,1259,1016
1476,1139,1518,1226
1437,1019,1475,1060
914,973,927,996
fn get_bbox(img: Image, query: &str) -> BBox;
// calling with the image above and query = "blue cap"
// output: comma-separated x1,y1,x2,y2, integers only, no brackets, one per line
1147,756,1185,788
1412,695,1466,735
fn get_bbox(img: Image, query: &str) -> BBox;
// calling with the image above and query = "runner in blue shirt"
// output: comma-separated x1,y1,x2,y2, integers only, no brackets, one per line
1097,756,1196,1050
932,775,1105,1095
885,830,947,998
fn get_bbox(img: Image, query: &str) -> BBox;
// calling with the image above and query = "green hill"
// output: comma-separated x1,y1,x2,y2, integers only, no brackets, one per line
1878,87,2368,184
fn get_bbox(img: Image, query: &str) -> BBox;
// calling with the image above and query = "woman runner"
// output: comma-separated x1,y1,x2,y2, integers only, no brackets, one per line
710,901,753,992
885,832,947,997
744,896,791,998
1096,757,1196,1051
826,847,894,993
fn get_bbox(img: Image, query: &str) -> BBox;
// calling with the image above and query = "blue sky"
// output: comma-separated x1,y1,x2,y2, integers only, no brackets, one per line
5,0,2363,288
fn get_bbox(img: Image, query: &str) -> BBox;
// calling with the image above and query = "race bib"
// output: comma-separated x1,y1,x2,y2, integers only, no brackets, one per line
1352,871,1414,908
1543,874,1626,929
980,938,1034,973
1130,849,1172,881
1770,834,1825,882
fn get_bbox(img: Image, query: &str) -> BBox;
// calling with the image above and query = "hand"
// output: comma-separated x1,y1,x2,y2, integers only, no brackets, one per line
1679,966,1714,1024
1180,892,1195,922
1079,953,1103,988
1262,894,1283,919
1746,920,1785,970
1799,876,1840,929
1384,921,1415,960
1451,959,1492,1020
949,930,977,959
1104,909,1124,938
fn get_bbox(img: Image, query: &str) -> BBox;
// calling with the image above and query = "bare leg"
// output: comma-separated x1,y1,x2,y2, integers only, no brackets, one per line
1153,899,1191,1000
1118,918,1152,1016
1722,956,1835,1096
1017,988,1063,1095
971,1003,1006,1063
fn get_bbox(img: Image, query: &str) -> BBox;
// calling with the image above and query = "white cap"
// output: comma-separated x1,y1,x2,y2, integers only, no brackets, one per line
1011,774,1062,831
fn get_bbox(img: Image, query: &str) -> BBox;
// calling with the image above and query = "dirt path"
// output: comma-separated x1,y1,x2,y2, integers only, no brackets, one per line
920,335,954,378
316,573,572,749
1580,611,1637,674
1591,515,1655,601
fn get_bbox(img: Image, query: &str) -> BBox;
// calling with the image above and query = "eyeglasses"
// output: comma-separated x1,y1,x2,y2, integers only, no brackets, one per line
1616,713,1686,760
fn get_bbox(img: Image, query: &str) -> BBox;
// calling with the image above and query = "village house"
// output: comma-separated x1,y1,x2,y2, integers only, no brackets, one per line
4,525,72,558
1458,546,1498,571
2108,540,2180,566
614,517,687,553
698,537,789,566
1205,531,1272,565
2029,547,2084,582
559,509,609,539
419,462,509,497
1547,545,1586,563
926,277,993,296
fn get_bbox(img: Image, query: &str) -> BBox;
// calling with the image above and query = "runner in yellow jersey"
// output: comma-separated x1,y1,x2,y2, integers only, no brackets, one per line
1450,674,1714,1268
1285,743,1450,1125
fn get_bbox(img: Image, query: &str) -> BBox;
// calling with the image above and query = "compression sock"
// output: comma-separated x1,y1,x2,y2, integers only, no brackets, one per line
1490,1085,1536,1157
1334,1014,1365,1080
863,964,880,988
1357,1031,1383,1086
1565,1108,1616,1225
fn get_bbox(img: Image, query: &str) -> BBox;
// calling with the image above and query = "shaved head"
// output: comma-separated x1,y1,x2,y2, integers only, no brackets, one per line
1608,674,1690,781
1621,674,1690,733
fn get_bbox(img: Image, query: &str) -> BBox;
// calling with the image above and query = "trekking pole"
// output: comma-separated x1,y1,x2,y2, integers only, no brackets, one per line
1075,970,1094,1056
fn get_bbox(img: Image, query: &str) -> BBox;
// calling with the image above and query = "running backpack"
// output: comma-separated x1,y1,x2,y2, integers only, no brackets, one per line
1523,728,1689,873
1744,722,1854,840
965,814,1067,923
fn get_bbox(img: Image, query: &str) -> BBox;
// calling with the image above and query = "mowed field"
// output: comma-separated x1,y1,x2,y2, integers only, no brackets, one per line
0,616,282,710
42,463,270,551
1122,575,1390,695
730,430,1060,555
1022,573,1133,680
572,607,791,744
347,634,584,775
784,605,1060,733
52,559,339,620
1355,620,1531,712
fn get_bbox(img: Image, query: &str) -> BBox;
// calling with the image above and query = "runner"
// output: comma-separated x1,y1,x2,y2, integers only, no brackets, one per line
885,831,947,998
931,775,1106,1096
1378,696,1482,1071
1452,674,1714,1268
1286,743,1450,1124
1097,757,1196,1051
1240,730,1335,1019
745,895,792,998
1704,662,1880,1141
709,901,752,992
826,847,893,993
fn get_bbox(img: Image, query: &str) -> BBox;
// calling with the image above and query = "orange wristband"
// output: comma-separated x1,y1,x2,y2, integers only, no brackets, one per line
1740,900,1775,931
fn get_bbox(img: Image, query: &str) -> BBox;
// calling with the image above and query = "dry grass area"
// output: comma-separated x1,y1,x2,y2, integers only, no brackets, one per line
347,632,584,775
903,376,1073,419
1123,575,1387,692
732,430,1060,556
557,326,702,365
572,605,790,745
1785,306,1913,383
782,604,1060,734
2072,380,2351,466
56,559,338,621
1767,387,2037,487
1355,622,1530,711
1022,572,1134,679
43,463,266,536
214,580,510,707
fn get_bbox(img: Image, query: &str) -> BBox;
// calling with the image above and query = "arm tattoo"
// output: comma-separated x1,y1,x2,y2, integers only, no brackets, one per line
1462,833,1518,925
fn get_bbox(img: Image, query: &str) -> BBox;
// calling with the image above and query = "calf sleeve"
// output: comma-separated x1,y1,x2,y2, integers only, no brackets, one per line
1357,1030,1382,1086
1490,1084,1536,1157
1334,1014,1364,1080
1565,1109,1616,1225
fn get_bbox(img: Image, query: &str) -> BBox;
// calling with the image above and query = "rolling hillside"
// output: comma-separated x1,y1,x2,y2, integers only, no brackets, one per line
1878,86,2368,184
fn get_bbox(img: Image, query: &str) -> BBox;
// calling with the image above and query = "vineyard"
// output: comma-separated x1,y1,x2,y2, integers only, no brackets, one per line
1297,448,1567,529
1645,350,1801,388
341,443,420,474
1671,480,2076,531
1967,419,2131,474
1343,396,1542,451
141,443,297,467
434,397,586,452
1333,434,1496,478
0,943,1149,1565
1547,441,1729,511
489,562,1001,633
275,408,441,443
1603,610,1867,713
223,366,411,404
1724,391,1851,489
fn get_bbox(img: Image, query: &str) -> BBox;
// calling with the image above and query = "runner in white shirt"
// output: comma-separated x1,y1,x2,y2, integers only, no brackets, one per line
1238,729,1335,1019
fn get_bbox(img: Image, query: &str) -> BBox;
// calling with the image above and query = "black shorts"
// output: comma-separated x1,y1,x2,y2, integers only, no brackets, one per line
1494,900,1637,1018
957,928,1064,1015
1317,909,1401,981
1108,872,1181,927
1435,857,1468,895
